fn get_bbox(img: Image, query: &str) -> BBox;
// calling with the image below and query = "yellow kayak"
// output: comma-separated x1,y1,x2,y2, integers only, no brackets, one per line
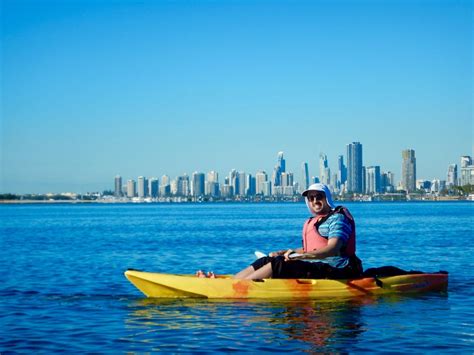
124,270,448,299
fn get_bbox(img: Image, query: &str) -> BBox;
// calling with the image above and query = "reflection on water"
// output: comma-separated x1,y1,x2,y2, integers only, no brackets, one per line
124,298,371,352
122,293,454,352
275,300,365,349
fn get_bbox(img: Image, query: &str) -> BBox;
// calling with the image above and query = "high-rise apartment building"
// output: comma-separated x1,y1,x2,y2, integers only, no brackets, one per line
176,174,189,196
246,174,256,196
365,166,381,194
319,153,331,186
337,155,347,189
114,175,122,197
460,155,474,186
229,169,238,197
137,176,148,198
460,156,472,168
237,172,247,196
127,180,136,198
272,152,286,187
262,181,271,196
272,165,281,187
381,171,395,192
160,175,171,196
206,171,220,197
301,162,310,191
256,171,268,195
447,164,458,186
401,149,416,192
346,142,363,193
191,172,205,196
277,151,286,173
149,178,159,198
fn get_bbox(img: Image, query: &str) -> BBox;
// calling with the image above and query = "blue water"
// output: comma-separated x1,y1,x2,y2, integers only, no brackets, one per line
1,202,473,352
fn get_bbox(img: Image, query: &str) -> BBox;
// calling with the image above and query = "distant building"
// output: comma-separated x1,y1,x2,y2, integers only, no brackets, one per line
416,179,431,192
461,165,474,186
176,174,189,196
246,174,256,196
431,179,446,193
256,171,268,195
114,175,122,197
237,172,247,196
127,180,136,198
206,171,220,197
460,155,472,168
460,156,474,186
220,184,233,198
381,171,395,192
160,175,171,196
262,181,271,197
301,162,310,191
447,164,458,187
191,172,205,197
401,149,416,192
319,153,331,186
137,176,148,198
337,155,347,190
365,166,381,194
346,142,363,193
272,151,286,187
149,178,159,198
277,151,286,173
229,169,238,197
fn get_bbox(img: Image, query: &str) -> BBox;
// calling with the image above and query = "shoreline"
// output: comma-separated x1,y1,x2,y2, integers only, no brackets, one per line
0,197,470,205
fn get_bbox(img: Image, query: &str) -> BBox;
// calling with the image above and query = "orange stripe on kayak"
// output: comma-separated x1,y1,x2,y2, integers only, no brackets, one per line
232,280,250,297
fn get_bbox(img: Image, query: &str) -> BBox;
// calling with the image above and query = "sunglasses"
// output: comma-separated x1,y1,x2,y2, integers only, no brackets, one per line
307,193,325,201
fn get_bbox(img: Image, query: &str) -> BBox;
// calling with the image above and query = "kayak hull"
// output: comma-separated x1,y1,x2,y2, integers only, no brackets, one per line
124,270,448,299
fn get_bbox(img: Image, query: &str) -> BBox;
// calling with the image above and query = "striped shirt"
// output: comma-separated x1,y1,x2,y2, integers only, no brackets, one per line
308,212,353,268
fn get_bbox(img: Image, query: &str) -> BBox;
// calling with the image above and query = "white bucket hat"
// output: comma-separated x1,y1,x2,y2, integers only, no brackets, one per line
302,183,336,215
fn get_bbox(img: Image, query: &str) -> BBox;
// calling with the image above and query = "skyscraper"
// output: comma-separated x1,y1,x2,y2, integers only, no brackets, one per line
337,155,347,189
229,169,238,197
137,176,148,198
177,174,189,196
191,172,205,196
160,175,170,196
460,155,474,186
272,151,285,187
346,142,363,193
127,180,136,198
401,149,416,192
114,175,122,197
206,171,219,197
447,164,458,187
277,151,286,173
319,153,330,186
381,171,395,192
365,166,381,194
256,171,268,195
149,178,159,198
301,162,310,191
238,171,247,196
246,174,256,196
460,155,472,168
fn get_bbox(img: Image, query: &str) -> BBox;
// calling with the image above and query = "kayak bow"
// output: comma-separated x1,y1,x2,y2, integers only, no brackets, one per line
124,270,448,299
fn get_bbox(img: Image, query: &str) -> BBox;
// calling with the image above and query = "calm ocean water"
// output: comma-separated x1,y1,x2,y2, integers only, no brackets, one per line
1,202,473,353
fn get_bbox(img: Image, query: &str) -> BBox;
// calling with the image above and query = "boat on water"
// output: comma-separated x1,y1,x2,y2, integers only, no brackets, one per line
124,269,448,299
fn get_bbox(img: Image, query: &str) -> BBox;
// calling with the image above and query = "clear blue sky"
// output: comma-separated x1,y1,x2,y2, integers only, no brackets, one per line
1,0,472,193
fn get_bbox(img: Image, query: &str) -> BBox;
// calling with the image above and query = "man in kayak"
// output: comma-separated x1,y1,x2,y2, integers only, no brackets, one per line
233,183,363,280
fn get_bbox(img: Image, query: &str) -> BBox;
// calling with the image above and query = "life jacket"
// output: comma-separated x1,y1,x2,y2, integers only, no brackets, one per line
302,206,356,256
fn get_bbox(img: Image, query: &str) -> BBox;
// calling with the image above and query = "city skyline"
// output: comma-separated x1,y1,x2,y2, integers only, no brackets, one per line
112,148,473,199
2,0,472,194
